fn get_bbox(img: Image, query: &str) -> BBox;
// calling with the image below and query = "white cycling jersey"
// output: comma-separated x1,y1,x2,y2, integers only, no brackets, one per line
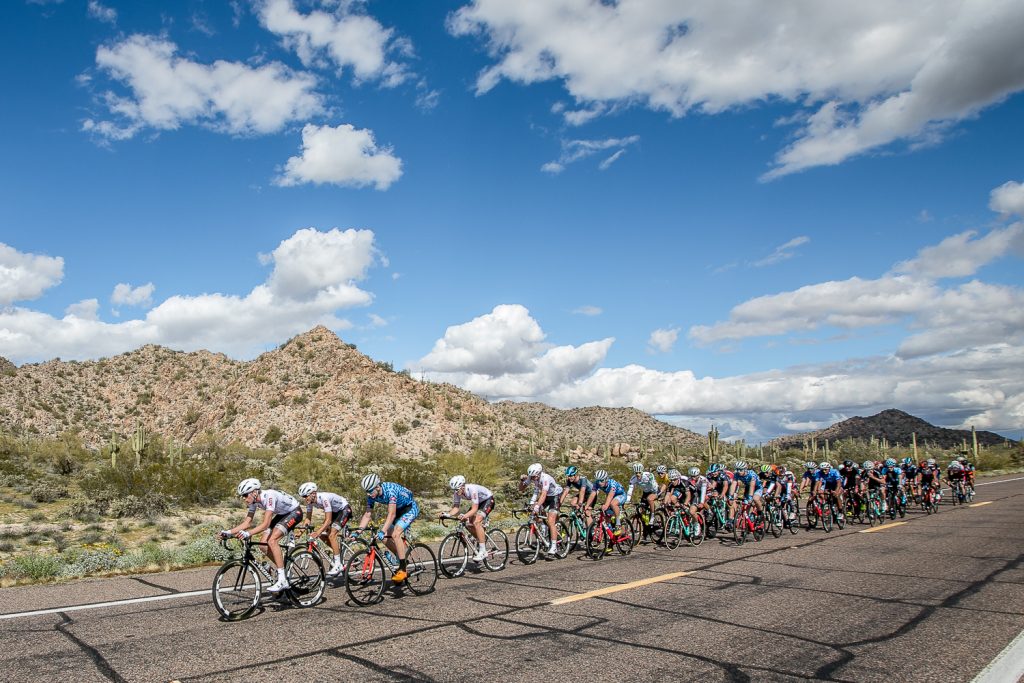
454,483,492,506
626,472,659,499
529,473,563,504
248,489,300,516
308,492,349,516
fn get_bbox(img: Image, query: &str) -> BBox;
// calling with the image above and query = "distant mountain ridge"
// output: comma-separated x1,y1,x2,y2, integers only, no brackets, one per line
770,409,1013,449
0,327,703,457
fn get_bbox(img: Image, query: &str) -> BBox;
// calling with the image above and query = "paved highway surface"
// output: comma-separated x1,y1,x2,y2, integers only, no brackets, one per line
2,475,1022,682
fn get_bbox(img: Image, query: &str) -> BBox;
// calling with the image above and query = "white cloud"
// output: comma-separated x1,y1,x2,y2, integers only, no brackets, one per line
542,135,639,174
752,236,809,267
83,35,323,140
256,0,410,86
893,223,1024,279
275,123,402,190
0,243,64,306
572,305,602,316
0,228,380,363
450,0,1024,178
65,299,99,321
990,181,1024,217
87,0,116,23
368,313,388,328
647,327,679,354
111,282,154,308
598,149,627,170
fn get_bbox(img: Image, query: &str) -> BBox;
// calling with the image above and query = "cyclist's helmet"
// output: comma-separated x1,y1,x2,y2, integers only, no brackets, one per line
237,478,261,497
298,482,317,497
630,462,644,474
565,465,578,477
688,467,700,477
949,461,963,470
593,469,609,482
884,458,897,467
656,464,667,474
819,462,831,471
361,473,382,493
805,461,817,470
735,461,748,471
669,469,682,480
902,457,913,466
861,460,874,469
958,456,968,463
527,463,543,477
926,458,936,466
708,463,721,474
449,475,466,491
759,464,771,474
843,460,853,468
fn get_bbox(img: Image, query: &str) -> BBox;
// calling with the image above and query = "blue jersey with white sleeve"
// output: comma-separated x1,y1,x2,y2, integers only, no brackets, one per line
367,482,415,510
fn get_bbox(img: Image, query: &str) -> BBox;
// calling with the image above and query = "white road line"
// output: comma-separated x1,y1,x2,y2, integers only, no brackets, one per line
973,628,1024,683
0,589,211,621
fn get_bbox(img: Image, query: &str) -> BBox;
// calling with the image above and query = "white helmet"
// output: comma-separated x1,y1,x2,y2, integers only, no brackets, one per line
735,461,748,471
449,475,466,491
949,461,963,471
820,462,831,471
630,462,643,474
655,464,667,474
861,460,873,469
593,469,608,482
688,467,700,477
237,478,261,497
298,482,317,497
668,469,682,479
527,463,543,477
361,473,382,492
926,458,936,466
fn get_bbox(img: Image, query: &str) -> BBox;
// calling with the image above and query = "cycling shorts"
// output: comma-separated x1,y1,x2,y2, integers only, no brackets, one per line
270,508,303,535
394,502,419,531
477,497,495,518
329,506,352,531
538,496,560,513
824,480,840,491
610,493,627,507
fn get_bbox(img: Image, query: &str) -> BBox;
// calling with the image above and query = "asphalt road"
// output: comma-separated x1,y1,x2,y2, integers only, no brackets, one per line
2,475,1022,682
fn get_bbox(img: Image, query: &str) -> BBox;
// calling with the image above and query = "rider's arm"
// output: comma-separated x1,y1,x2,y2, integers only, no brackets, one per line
227,512,255,536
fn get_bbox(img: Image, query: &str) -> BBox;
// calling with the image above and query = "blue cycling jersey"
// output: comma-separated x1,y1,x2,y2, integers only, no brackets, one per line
736,470,763,491
882,466,903,485
367,482,415,510
815,469,842,486
566,476,595,494
596,478,626,497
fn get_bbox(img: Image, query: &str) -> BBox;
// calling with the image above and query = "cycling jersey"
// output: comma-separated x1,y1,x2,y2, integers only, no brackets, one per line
919,467,936,483
367,482,415,510
903,465,919,481
882,466,903,487
626,472,659,499
866,468,884,489
249,489,300,516
529,473,564,504
815,469,842,490
947,468,966,481
595,478,626,499
453,483,492,507
307,492,349,517
735,470,763,495
801,468,817,483
839,466,860,489
689,475,709,504
565,476,595,494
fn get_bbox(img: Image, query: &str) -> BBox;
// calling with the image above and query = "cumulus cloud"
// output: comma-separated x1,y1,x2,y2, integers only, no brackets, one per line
256,0,410,86
449,0,1024,178
893,223,1024,279
990,181,1024,217
83,35,323,140
647,327,679,354
65,299,99,321
542,136,639,174
0,243,64,306
87,0,116,23
0,228,380,363
111,282,154,308
275,123,402,190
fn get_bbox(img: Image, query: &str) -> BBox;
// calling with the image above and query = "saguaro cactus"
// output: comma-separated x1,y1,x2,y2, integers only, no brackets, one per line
130,421,147,467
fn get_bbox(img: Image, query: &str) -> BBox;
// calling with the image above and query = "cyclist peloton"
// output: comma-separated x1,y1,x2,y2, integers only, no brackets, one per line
222,478,303,593
298,482,352,577
445,475,494,562
355,474,418,583
524,463,563,556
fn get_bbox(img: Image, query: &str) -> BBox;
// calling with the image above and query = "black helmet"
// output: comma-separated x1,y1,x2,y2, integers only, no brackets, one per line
843,460,853,468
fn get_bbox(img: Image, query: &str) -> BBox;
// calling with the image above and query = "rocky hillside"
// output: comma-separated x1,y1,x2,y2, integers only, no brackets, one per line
770,409,1012,450
495,402,704,449
0,327,702,458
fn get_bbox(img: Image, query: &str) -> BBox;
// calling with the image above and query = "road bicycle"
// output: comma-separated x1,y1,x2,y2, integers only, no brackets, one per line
804,493,835,533
212,535,325,621
343,526,437,606
763,496,784,538
886,486,907,519
703,496,727,539
732,500,765,546
921,484,940,514
513,508,569,564
949,479,970,505
628,500,664,545
844,488,865,524
558,505,591,553
660,503,704,549
585,507,635,559
781,496,800,535
293,524,367,579
865,489,884,526
436,514,508,577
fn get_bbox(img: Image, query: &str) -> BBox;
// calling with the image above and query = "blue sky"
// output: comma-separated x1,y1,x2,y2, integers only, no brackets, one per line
2,0,1023,442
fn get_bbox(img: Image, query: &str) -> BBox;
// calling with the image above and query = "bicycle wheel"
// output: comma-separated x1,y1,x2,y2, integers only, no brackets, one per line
615,516,636,554
403,543,438,596
664,514,681,550
437,532,470,578
688,513,705,547
339,538,368,571
344,548,385,606
704,510,718,540
483,529,509,571
284,549,325,608
629,514,645,545
586,521,608,560
805,505,818,530
834,504,846,530
649,509,666,545
734,516,746,546
769,505,783,538
555,521,571,559
786,502,799,535
515,523,540,565
212,560,261,621
561,515,580,553
822,507,833,532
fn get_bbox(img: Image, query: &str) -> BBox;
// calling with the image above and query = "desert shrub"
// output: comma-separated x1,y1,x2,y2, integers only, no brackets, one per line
0,553,62,581
282,446,353,495
435,449,504,490
59,545,121,577
108,495,169,519
392,421,410,436
65,496,106,521
30,482,68,503
263,425,284,444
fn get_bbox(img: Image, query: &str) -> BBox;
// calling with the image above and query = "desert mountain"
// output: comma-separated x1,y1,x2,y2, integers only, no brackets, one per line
770,409,1012,450
0,327,702,457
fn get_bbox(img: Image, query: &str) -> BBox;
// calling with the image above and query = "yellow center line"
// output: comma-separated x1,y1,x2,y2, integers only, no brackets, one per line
549,571,693,605
859,521,908,533
970,501,993,508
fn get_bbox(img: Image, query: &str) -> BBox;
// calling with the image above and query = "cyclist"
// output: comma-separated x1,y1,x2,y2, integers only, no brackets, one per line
298,482,352,577
223,478,303,593
664,469,686,508
587,469,627,525
683,466,709,526
626,462,660,518
355,474,418,583
728,461,763,529
946,460,967,500
812,462,843,517
919,458,939,502
654,464,671,498
901,457,920,503
958,455,976,489
863,460,886,513
799,461,818,497
838,460,860,516
445,475,494,562
881,458,905,514
525,463,563,556
560,465,595,519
